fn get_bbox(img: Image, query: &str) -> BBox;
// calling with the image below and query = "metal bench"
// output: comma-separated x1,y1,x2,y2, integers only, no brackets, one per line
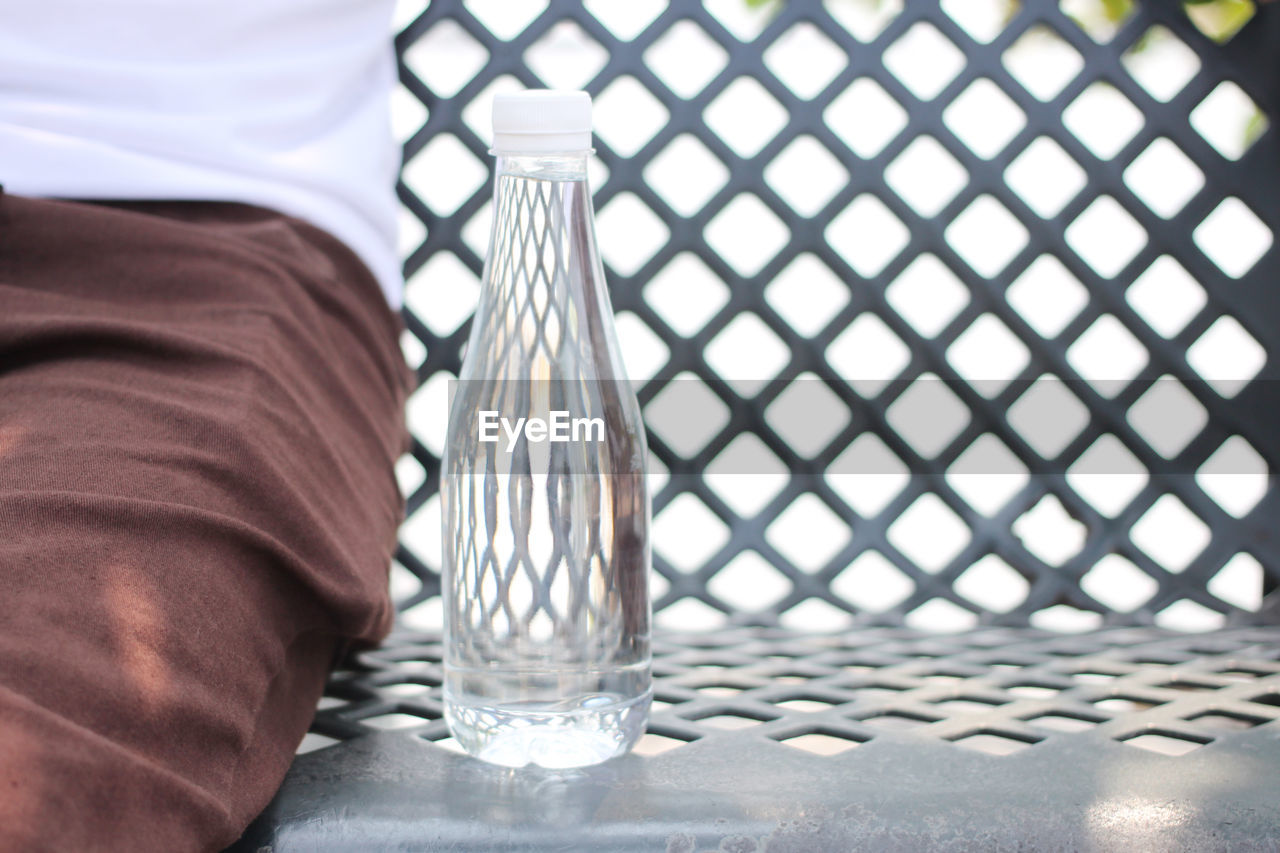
232,1,1280,848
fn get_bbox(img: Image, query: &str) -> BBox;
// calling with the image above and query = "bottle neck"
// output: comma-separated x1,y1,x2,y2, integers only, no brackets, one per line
465,148,616,379
494,151,590,182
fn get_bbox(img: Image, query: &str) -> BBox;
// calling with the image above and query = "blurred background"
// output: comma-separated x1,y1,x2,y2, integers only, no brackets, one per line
387,0,1277,636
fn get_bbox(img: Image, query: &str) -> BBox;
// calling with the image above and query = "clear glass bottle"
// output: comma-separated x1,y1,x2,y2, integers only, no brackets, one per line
440,91,651,769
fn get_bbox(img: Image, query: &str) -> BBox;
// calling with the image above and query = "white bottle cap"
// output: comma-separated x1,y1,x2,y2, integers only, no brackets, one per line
491,90,593,154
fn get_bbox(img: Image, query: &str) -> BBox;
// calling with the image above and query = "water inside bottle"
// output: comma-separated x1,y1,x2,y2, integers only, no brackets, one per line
441,146,652,769
444,663,651,768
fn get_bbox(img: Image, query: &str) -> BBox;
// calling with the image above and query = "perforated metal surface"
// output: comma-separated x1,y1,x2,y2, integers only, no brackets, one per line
236,625,1280,851
309,625,1280,758
393,0,1280,635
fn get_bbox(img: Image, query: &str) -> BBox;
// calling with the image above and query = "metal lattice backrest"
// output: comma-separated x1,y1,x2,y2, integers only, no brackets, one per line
390,0,1280,635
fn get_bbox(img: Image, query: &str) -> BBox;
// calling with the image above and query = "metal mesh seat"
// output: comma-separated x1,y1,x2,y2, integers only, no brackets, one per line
232,1,1280,848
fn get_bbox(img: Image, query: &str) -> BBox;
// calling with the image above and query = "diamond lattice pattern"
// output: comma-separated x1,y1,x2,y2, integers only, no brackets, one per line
393,0,1278,632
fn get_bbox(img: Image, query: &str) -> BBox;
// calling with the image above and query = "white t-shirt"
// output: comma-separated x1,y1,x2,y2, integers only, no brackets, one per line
0,0,403,306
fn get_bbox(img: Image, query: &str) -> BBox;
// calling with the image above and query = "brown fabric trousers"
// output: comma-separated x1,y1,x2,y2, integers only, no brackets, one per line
0,193,413,851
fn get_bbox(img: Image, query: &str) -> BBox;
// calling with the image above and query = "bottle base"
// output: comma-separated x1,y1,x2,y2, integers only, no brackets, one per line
444,690,651,769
